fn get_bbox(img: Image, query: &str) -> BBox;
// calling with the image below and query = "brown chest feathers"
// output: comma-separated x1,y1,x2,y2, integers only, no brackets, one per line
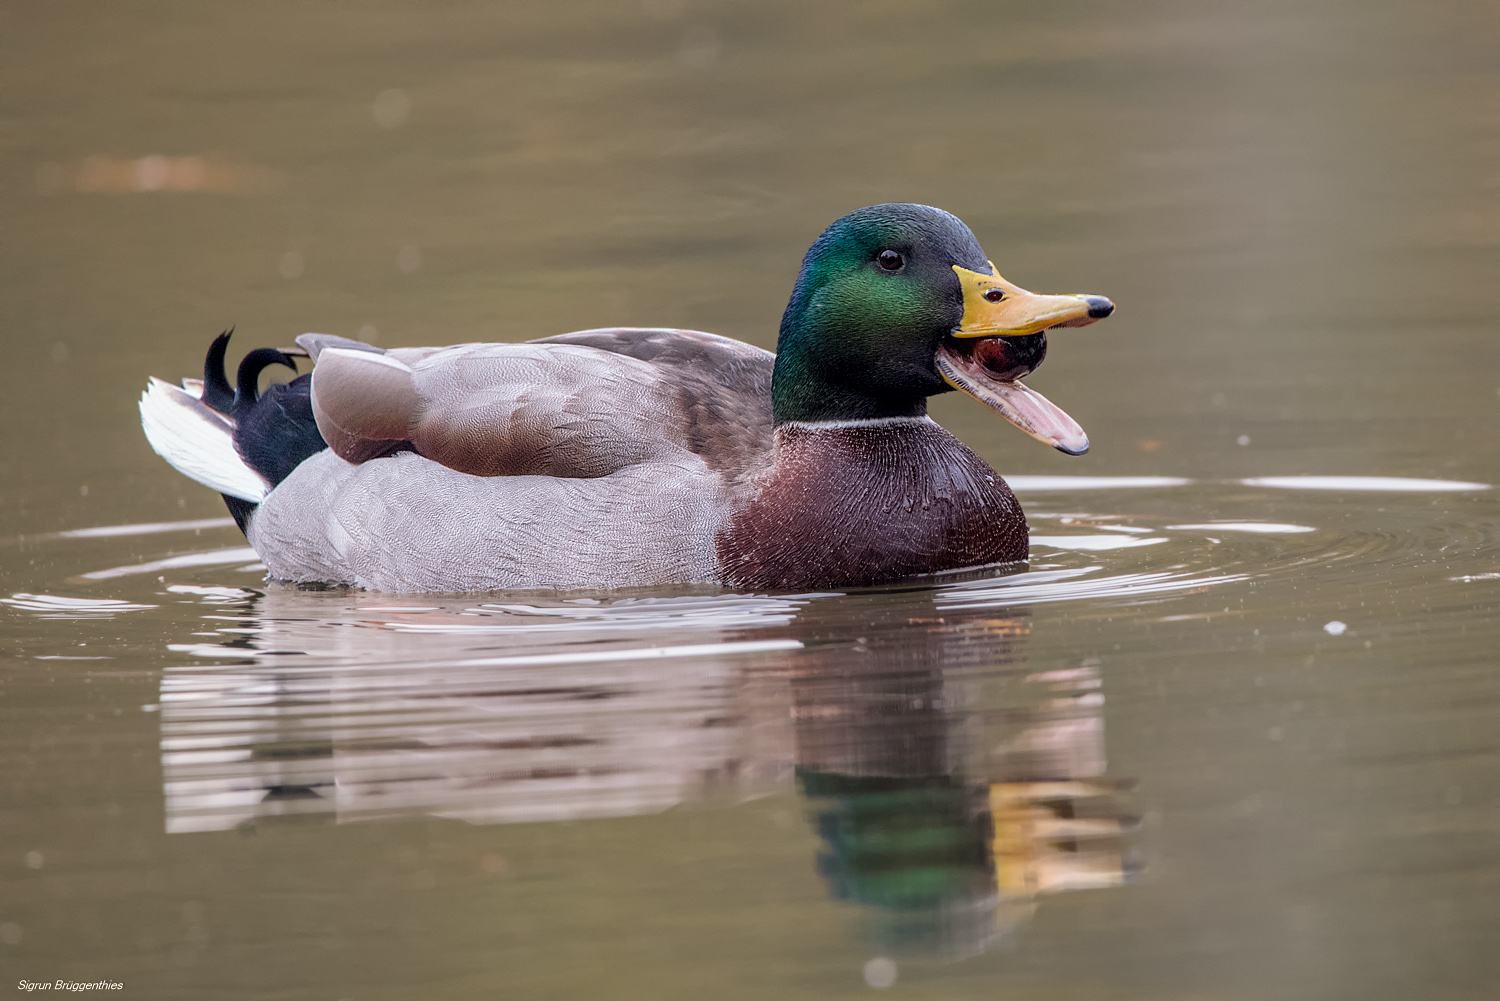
717,419,1028,590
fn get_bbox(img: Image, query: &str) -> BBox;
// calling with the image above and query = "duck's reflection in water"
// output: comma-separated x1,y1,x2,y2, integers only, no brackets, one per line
159,582,1134,955
162,589,805,828
788,593,1134,956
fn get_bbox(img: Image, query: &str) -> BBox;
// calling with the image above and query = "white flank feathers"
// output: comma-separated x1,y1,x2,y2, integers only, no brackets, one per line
139,378,270,503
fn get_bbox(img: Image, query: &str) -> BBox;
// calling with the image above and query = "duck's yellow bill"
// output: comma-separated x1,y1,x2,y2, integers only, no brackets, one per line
938,263,1114,456
951,263,1114,338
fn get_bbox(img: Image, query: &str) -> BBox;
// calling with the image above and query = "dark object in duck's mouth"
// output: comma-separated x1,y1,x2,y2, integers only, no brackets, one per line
934,330,1088,455
943,331,1048,383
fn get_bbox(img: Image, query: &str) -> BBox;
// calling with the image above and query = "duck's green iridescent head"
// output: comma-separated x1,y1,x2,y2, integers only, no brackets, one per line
772,203,1114,454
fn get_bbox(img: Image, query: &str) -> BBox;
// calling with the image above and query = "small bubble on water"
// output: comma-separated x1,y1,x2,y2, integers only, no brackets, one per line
863,957,897,989
24,851,44,869
396,245,422,274
1236,434,1251,446
1323,620,1347,636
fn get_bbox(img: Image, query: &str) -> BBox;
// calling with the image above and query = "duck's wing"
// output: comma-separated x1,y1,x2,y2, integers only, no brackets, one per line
538,328,774,476
308,328,774,480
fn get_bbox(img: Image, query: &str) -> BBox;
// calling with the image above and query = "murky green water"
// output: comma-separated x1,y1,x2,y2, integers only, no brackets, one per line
4,1,1500,998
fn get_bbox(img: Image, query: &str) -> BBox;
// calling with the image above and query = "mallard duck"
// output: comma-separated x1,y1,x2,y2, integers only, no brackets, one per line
141,203,1113,591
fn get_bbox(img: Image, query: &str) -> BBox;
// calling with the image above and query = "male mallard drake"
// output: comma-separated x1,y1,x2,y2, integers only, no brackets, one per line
141,203,1113,592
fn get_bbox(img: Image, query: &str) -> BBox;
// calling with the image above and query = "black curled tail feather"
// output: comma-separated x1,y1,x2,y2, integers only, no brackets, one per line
202,329,236,415
238,348,300,409
204,329,301,420
202,330,329,533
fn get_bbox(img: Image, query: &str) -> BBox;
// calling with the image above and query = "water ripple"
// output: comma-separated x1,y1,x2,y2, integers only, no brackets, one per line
1240,475,1490,492
2,592,157,618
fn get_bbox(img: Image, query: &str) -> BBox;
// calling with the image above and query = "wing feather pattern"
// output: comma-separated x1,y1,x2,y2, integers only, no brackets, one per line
310,328,774,481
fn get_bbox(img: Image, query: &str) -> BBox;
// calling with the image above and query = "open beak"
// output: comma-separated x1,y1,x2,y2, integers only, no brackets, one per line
935,262,1113,456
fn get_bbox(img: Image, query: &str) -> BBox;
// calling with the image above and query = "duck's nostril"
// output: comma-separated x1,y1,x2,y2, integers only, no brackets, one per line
1084,296,1114,320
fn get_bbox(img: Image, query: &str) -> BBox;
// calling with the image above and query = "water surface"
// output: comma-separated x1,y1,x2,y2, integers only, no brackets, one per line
3,2,1499,998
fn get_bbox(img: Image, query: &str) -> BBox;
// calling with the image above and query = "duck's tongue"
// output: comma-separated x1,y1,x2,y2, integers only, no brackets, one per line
935,338,1089,455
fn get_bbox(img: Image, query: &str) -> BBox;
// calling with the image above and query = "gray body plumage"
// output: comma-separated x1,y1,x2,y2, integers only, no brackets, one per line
250,449,732,590
250,328,775,591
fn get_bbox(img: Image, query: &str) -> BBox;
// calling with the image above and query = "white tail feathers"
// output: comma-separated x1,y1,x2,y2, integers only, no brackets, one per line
139,378,270,503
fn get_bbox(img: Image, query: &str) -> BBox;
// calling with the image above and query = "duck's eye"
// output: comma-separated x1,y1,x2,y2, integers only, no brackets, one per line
983,288,1005,303
876,250,904,271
